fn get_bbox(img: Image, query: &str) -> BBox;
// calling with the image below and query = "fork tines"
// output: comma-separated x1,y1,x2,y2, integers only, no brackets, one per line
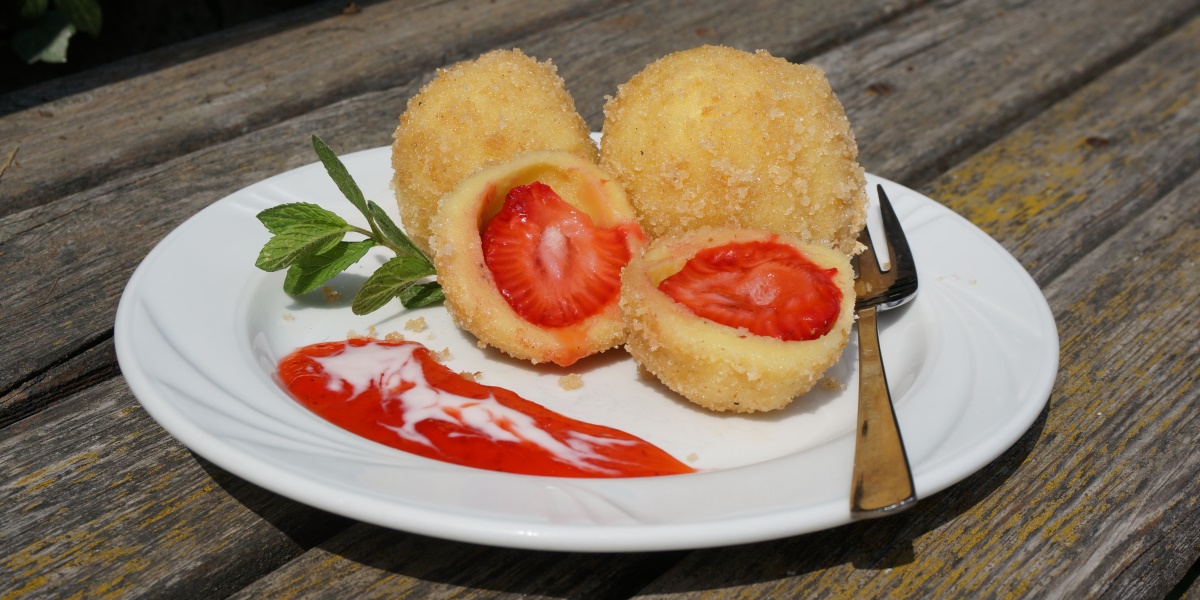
854,185,919,311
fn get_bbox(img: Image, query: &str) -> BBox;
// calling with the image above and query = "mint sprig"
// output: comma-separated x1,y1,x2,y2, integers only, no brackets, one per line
254,135,440,314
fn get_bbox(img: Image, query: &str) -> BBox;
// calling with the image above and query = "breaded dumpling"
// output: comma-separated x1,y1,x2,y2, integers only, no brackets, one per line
392,49,598,254
601,45,867,255
621,227,855,413
432,151,645,368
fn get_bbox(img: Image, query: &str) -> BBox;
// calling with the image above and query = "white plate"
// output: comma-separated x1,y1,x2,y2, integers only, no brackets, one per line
115,146,1058,552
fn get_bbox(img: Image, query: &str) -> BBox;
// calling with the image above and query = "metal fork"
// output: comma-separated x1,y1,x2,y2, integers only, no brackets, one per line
850,184,918,517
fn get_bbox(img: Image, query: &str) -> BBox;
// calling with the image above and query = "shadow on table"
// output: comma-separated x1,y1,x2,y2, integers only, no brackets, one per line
197,454,353,548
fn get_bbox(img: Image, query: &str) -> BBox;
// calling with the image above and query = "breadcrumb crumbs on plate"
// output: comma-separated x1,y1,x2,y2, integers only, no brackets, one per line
458,371,482,382
346,326,377,340
383,331,406,342
686,453,699,462
281,312,294,322
433,347,453,362
557,373,584,390
321,286,340,302
405,317,427,332
818,375,846,391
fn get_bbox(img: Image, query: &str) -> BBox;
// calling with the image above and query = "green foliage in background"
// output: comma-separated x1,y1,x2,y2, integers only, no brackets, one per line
12,0,102,63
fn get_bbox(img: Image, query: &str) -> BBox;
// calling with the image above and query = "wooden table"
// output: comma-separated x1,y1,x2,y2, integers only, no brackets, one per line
3,0,1198,597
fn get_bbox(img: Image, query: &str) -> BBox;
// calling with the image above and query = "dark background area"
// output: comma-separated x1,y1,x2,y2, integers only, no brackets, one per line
0,0,328,96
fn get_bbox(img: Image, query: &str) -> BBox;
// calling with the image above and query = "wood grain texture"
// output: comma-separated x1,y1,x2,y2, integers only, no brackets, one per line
0,81,419,398
628,19,1200,600
517,0,925,129
231,523,684,599
813,0,1200,184
924,16,1200,286
0,0,620,217
0,378,352,599
0,337,117,428
0,0,353,116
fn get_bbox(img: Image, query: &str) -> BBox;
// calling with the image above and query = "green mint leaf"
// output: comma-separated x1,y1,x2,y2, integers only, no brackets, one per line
311,135,368,217
13,12,74,64
257,202,347,234
366,201,429,263
398,281,444,308
255,223,350,272
282,239,375,295
56,0,102,37
351,256,435,315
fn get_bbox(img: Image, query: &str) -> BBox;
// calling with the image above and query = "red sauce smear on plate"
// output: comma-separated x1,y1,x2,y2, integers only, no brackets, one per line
277,339,694,478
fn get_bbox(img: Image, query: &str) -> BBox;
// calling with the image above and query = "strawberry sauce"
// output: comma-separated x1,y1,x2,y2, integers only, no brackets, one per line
658,239,842,341
277,339,694,477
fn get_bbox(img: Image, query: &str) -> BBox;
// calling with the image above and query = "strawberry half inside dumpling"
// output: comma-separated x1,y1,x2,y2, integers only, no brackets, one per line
483,182,632,328
431,151,645,367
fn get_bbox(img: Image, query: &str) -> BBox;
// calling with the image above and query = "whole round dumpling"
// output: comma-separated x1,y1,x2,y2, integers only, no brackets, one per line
621,227,855,413
600,45,867,255
392,48,598,255
432,151,646,368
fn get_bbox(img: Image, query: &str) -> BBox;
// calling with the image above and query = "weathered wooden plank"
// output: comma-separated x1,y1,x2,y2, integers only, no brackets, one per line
0,377,352,599
515,0,924,129
230,523,684,599
0,337,117,429
0,81,418,398
628,22,1200,600
0,0,354,117
0,0,621,217
828,0,1200,182
923,18,1200,286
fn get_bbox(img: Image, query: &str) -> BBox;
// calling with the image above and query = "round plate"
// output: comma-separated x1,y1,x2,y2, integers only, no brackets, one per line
115,146,1058,552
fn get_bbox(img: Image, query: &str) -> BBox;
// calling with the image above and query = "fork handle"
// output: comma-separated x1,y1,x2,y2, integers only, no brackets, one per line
850,306,917,516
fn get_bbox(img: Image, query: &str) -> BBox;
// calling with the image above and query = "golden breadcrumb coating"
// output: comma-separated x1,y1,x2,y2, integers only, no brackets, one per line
621,227,855,413
431,150,644,367
392,48,598,254
600,45,867,254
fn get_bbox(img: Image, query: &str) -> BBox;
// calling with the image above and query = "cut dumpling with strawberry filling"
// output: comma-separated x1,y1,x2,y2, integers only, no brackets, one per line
484,182,631,327
432,151,645,367
621,227,855,413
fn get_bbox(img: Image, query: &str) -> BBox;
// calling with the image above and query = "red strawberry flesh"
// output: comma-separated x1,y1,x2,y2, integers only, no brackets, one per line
482,182,631,328
657,239,842,341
